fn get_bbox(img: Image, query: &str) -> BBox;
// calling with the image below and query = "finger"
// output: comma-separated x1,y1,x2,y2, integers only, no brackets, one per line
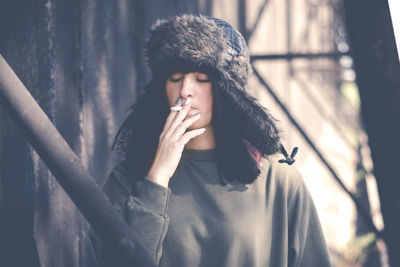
160,111,178,138
165,97,192,137
170,112,201,139
161,97,182,136
179,127,206,146
169,97,183,112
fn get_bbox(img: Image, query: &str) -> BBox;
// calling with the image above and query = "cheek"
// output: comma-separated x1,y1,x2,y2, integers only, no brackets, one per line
165,84,177,105
201,86,213,116
205,86,213,109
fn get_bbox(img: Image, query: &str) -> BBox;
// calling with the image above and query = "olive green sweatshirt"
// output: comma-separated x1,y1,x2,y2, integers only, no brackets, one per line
90,148,331,267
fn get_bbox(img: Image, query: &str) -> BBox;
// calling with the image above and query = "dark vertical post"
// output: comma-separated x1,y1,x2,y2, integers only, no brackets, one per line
343,0,400,266
238,0,248,41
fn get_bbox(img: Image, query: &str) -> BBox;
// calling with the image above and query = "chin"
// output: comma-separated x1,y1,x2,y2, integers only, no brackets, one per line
187,122,201,130
190,121,211,131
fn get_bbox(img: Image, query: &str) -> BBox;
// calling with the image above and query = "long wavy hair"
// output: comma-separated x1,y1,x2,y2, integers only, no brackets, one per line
113,68,280,185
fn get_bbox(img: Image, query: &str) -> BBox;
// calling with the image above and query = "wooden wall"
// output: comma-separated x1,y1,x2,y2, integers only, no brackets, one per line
0,1,210,266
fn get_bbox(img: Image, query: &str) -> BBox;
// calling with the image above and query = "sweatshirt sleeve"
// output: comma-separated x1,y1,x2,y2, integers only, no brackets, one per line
89,164,171,266
286,168,332,267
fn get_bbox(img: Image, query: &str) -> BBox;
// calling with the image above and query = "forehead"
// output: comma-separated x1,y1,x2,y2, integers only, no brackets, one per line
162,59,215,77
169,71,209,77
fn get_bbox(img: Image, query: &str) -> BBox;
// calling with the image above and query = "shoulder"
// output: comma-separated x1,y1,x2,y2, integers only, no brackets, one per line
261,155,304,188
260,155,308,204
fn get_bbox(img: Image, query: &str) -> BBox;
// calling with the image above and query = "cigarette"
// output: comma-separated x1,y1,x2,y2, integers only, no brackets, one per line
170,106,182,111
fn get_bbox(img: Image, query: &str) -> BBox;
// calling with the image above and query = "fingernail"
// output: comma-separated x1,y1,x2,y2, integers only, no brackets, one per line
200,128,206,132
175,97,182,105
184,97,191,105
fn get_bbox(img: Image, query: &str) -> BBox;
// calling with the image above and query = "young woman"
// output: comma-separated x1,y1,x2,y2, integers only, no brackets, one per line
90,14,331,267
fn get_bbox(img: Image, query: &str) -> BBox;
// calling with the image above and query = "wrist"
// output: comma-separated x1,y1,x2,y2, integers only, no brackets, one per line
147,169,169,188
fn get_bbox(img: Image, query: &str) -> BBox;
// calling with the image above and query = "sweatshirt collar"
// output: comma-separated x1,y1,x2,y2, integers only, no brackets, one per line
182,147,217,161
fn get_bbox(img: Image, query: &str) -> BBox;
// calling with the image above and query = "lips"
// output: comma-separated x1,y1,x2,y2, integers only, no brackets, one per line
187,107,200,116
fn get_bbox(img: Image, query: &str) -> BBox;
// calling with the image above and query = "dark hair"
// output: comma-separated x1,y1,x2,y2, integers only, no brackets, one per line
113,69,280,185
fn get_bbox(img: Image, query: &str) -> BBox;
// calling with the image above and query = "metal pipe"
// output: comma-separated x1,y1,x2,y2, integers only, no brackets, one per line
251,52,349,61
0,54,156,267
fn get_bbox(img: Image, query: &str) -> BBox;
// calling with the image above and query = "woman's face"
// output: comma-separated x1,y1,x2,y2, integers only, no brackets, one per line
165,72,213,130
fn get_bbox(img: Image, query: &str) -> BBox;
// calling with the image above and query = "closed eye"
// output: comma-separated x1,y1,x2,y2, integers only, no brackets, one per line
169,77,182,82
196,78,211,83
196,73,211,83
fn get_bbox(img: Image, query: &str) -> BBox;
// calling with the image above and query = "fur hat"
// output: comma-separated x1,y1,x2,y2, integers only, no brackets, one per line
144,14,280,158
145,14,251,87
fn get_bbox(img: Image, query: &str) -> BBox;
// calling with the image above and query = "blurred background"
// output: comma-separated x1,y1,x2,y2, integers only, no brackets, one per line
0,0,399,266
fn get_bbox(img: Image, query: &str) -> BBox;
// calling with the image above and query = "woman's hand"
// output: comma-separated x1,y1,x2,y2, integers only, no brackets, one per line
146,97,206,187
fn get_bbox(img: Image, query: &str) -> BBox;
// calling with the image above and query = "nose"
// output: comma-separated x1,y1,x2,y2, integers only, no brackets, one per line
180,74,194,99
